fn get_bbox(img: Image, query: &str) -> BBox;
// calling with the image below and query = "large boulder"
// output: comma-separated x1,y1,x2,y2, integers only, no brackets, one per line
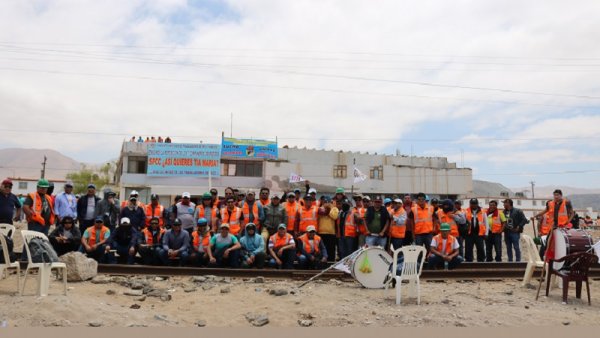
58,251,98,282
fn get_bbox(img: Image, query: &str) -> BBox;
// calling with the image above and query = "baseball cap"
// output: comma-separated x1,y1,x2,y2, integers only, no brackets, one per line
210,188,218,195
182,192,191,198
308,188,317,194
245,222,256,229
353,194,362,200
374,195,383,201
2,179,12,186
64,181,73,188
130,190,139,196
323,196,332,203
431,198,439,203
287,192,296,198
247,191,255,196
197,218,208,226
277,223,287,229
469,198,479,204
293,188,301,193
363,196,371,201
306,225,316,233
173,218,182,226
220,223,230,229
393,198,403,203
271,194,280,199
120,217,131,224
151,193,159,200
94,216,104,223
87,183,96,189
384,198,392,204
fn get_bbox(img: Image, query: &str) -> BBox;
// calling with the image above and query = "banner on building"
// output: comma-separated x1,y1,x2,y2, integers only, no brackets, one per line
353,166,367,183
289,172,306,183
147,143,221,177
221,137,278,160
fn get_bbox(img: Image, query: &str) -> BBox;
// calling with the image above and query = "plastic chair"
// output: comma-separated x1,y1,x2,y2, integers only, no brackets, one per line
522,234,545,286
0,224,16,238
0,235,20,295
386,245,426,305
546,252,598,305
20,230,67,296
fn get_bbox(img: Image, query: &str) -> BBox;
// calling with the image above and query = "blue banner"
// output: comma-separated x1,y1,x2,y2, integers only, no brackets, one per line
147,143,221,177
221,137,278,160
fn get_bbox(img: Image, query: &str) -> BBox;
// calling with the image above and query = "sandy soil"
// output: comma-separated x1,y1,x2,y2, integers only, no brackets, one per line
1,272,599,327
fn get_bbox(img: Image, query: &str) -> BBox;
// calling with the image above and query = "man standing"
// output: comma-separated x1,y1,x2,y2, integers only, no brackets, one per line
268,224,296,269
160,218,190,266
297,195,319,236
337,199,359,258
94,189,120,231
317,196,339,262
54,181,77,225
388,199,408,251
139,217,166,265
145,194,167,228
22,179,55,235
195,192,218,231
298,225,328,269
220,197,242,237
258,187,271,208
48,216,81,256
283,192,300,235
239,223,267,268
207,223,242,268
503,199,528,262
464,199,488,262
176,192,196,235
409,192,438,252
485,200,506,262
239,191,265,233
119,194,147,231
190,218,211,267
76,184,100,230
428,223,463,270
536,189,574,229
80,216,112,263
365,196,390,248
263,194,287,245
402,194,414,246
108,217,139,264
0,179,21,224
353,194,368,247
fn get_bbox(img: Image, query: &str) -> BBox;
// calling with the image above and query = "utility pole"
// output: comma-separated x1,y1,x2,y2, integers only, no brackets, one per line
41,156,47,179
350,158,355,195
530,181,535,199
230,113,233,138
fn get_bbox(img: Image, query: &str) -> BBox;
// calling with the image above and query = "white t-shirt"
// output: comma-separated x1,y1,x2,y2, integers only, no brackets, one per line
430,236,459,254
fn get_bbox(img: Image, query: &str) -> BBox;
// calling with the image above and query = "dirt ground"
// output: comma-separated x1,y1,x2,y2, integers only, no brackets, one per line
1,272,600,327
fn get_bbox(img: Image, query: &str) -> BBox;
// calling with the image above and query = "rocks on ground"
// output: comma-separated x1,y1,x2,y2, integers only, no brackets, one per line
245,313,269,327
59,252,98,282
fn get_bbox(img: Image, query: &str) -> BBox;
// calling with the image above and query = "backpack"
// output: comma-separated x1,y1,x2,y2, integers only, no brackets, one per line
28,237,59,263
0,234,16,263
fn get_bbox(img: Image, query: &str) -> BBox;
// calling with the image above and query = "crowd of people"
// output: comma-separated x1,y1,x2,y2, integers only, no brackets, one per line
130,136,172,143
0,177,589,270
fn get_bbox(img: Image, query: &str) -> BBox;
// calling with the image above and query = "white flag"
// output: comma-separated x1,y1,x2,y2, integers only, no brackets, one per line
353,166,367,183
593,241,600,261
332,248,363,274
289,172,306,183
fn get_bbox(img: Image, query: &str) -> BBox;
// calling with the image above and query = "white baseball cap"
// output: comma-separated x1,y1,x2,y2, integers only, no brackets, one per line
120,217,131,224
393,198,403,203
130,190,139,196
182,192,191,198
306,225,317,232
308,188,317,194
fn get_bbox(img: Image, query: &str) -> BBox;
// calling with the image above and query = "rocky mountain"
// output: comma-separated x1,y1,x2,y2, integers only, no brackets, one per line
0,148,82,181
472,180,514,197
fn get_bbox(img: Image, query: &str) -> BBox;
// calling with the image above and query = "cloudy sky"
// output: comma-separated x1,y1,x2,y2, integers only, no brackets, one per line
1,0,599,189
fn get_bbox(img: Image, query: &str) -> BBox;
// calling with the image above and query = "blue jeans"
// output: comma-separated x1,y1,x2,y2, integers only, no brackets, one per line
390,238,404,251
365,235,387,248
339,237,358,258
159,248,190,266
79,244,113,264
504,231,521,262
298,253,326,270
268,248,295,269
414,233,433,252
428,254,464,270
113,242,135,264
210,247,241,268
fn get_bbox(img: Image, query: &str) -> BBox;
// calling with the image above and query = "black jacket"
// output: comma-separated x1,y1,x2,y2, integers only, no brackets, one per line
365,206,390,233
503,207,529,233
108,225,139,248
76,194,101,221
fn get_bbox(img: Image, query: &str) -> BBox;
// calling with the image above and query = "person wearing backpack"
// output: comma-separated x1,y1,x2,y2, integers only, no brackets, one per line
49,216,81,256
80,216,113,263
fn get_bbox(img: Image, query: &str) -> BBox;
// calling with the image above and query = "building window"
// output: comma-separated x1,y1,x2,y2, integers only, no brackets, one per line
221,160,262,177
533,200,537,206
333,165,347,178
127,156,147,174
370,166,383,180
517,200,522,206
18,182,28,190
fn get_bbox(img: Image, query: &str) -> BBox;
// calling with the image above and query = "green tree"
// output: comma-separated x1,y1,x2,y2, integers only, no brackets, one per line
66,164,112,195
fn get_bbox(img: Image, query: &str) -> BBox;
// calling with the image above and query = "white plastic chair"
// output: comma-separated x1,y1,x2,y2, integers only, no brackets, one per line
20,230,67,296
385,244,426,305
0,224,16,238
521,234,556,288
0,234,20,295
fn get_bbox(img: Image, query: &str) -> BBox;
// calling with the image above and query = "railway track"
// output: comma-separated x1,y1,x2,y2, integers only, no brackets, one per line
97,262,600,281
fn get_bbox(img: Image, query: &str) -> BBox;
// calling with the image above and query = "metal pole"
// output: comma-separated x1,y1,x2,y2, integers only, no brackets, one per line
350,158,355,195
41,156,47,179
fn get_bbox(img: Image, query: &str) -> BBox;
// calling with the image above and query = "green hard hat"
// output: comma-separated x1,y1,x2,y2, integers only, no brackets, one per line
440,223,451,231
335,187,345,194
202,192,212,199
37,178,50,188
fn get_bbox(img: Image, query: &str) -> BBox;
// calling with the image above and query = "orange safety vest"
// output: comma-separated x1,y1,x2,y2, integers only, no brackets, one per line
87,226,109,246
547,199,569,227
465,208,487,236
486,210,504,234
26,192,55,226
241,202,260,228
121,200,145,210
437,210,459,237
389,208,407,239
258,199,270,208
195,205,218,222
355,207,368,235
145,204,165,227
191,231,211,252
540,212,552,236
142,227,165,245
221,207,242,235
433,234,456,255
339,209,358,238
412,204,434,235
298,233,321,255
299,206,318,233
270,232,293,251
284,202,300,231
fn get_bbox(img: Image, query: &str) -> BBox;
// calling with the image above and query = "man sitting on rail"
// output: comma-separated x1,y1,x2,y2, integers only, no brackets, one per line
160,218,190,266
297,225,328,269
80,216,113,263
428,223,463,270
268,224,296,269
190,218,212,267
139,217,165,265
239,222,267,268
108,217,139,264
207,223,242,268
